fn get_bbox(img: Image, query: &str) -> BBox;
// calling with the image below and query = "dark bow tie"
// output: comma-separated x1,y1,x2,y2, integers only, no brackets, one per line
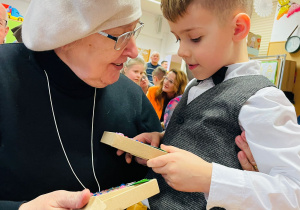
197,66,228,85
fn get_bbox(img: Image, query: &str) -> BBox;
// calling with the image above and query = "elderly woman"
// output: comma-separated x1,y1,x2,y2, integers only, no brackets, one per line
0,0,162,209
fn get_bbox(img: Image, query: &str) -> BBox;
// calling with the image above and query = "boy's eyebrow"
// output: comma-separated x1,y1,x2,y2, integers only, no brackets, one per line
172,26,203,34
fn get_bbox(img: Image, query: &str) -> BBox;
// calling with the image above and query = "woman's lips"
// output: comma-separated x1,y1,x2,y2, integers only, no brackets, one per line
113,63,124,71
188,64,198,70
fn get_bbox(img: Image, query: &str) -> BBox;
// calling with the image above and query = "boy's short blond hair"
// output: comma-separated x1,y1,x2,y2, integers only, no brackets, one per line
161,0,253,23
152,66,167,80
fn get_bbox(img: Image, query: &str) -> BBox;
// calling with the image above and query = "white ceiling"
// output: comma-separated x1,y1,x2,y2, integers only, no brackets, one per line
141,0,162,15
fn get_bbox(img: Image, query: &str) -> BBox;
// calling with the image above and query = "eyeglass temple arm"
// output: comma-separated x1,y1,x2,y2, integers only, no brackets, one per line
98,31,118,41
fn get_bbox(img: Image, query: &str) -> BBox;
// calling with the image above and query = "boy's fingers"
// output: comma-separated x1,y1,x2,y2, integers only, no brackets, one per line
160,144,182,153
147,155,169,168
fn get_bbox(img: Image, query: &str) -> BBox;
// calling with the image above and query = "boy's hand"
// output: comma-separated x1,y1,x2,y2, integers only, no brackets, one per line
116,132,164,164
235,131,259,172
147,144,212,194
19,189,91,210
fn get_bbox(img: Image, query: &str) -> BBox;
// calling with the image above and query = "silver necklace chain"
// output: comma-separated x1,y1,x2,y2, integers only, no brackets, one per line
44,70,101,192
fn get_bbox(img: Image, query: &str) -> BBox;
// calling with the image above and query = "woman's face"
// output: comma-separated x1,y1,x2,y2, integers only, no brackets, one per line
124,64,145,85
57,20,140,88
140,74,149,89
162,71,176,94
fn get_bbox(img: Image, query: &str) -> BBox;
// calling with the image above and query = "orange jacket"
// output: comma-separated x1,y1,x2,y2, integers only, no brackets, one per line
147,86,164,119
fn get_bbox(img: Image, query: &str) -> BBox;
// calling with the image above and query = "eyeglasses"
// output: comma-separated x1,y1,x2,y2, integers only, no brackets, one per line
0,19,7,28
99,21,144,51
141,75,147,81
163,76,175,85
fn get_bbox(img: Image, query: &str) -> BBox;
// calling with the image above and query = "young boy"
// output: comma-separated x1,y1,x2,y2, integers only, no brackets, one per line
152,66,166,86
138,0,300,209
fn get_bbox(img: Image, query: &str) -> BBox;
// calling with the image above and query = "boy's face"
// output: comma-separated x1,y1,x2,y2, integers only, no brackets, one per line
169,3,235,80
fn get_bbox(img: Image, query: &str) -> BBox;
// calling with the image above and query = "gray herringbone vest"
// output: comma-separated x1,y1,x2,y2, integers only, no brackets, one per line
148,75,275,210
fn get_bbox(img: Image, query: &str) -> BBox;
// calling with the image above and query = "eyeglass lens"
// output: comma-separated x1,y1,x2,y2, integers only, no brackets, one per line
164,77,174,84
115,24,143,50
115,32,132,50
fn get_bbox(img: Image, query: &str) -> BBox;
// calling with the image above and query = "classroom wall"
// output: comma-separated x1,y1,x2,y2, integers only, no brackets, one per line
268,3,300,116
1,0,29,16
137,10,179,63
270,3,300,42
250,3,277,56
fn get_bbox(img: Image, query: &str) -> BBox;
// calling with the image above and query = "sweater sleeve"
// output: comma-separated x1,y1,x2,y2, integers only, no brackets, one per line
0,201,25,210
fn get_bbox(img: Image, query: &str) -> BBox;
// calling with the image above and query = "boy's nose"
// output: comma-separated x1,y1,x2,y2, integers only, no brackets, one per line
177,43,190,58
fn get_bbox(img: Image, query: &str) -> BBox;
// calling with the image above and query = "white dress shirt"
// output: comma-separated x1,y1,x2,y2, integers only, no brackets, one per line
187,60,300,210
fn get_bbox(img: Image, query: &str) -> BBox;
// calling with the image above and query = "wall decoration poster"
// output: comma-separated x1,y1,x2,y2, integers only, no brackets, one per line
6,19,22,43
1,3,23,43
247,31,262,57
260,60,278,84
138,48,151,62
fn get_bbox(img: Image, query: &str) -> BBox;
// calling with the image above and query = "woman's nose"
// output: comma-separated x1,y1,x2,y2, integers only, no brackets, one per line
123,37,138,58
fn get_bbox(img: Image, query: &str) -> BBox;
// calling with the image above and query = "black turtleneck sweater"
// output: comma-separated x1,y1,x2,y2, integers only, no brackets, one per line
0,43,162,209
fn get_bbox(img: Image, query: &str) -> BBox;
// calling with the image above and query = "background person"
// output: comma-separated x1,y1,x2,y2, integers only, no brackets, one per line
140,71,152,94
146,51,160,83
163,95,182,129
121,57,146,85
0,4,9,44
161,60,168,70
0,0,162,209
147,69,187,122
152,66,167,86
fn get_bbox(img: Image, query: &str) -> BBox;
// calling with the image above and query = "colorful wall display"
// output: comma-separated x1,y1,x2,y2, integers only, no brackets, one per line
1,3,23,43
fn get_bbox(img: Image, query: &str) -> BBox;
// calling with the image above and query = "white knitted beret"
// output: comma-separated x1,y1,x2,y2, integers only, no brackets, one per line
22,0,142,51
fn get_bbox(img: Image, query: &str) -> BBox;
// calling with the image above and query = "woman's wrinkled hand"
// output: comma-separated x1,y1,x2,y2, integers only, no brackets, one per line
19,189,91,210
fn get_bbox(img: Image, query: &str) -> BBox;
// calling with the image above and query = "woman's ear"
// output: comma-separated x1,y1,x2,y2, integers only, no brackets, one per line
232,13,250,42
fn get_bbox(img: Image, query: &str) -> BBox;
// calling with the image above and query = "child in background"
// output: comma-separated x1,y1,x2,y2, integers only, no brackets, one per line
136,0,300,209
121,57,146,85
152,66,167,86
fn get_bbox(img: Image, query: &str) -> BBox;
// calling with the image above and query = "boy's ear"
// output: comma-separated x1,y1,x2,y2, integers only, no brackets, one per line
232,13,250,41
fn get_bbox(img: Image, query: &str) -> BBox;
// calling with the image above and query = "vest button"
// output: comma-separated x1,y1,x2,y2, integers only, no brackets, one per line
177,116,184,124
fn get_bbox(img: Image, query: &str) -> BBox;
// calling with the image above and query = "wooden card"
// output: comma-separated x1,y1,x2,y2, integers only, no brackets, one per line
100,131,167,160
81,179,159,210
